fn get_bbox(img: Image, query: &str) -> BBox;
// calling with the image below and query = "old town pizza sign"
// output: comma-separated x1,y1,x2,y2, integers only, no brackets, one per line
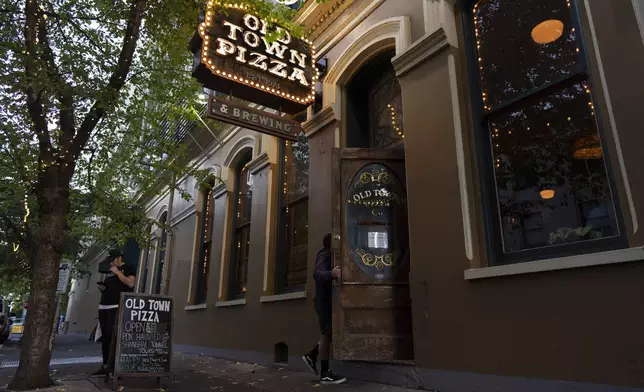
192,1,318,114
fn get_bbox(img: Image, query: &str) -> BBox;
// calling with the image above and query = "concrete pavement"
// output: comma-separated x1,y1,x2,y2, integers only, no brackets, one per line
0,335,421,392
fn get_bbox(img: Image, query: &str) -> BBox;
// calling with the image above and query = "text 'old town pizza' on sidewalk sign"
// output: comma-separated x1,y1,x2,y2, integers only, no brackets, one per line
113,293,174,389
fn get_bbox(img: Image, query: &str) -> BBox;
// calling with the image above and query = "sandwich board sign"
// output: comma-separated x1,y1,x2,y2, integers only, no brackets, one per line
56,263,71,294
111,292,174,389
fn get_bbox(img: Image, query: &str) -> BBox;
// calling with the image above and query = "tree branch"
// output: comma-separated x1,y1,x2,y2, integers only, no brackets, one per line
23,0,52,156
0,213,30,251
36,11,76,152
66,0,147,171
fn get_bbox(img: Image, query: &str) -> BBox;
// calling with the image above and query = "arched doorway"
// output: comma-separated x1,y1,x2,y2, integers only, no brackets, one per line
345,50,405,149
332,49,414,362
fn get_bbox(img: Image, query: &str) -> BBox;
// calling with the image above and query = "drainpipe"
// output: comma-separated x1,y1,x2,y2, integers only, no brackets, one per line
161,173,176,296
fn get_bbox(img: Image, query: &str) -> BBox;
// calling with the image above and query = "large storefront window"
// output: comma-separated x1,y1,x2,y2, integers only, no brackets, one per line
469,0,622,262
276,133,309,292
195,181,214,304
229,150,253,298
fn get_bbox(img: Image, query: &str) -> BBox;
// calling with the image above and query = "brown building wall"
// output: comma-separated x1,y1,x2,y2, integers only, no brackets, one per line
579,0,644,246
63,0,644,389
398,0,644,388
168,154,320,357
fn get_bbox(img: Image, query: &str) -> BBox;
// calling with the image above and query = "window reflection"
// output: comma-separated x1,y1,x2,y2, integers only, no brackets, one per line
472,0,621,257
195,182,214,304
284,133,309,201
490,81,619,252
230,150,252,298
280,133,310,291
372,81,404,148
474,0,580,109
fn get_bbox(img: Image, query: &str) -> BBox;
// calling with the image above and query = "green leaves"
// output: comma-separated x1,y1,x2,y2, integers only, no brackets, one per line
0,0,221,258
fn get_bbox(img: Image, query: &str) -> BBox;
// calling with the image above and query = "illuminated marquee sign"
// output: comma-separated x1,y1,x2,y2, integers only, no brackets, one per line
192,2,318,114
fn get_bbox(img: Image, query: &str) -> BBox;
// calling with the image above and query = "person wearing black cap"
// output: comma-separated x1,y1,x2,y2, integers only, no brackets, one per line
91,249,136,377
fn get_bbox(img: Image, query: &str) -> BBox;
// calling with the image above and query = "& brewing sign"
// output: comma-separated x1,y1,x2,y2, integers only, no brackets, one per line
192,1,318,114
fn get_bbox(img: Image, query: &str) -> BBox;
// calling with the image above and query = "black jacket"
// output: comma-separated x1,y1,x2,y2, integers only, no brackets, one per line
99,263,136,305
313,247,333,303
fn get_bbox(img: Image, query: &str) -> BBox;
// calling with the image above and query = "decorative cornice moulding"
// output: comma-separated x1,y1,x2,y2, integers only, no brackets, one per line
248,151,271,175
392,28,449,78
303,105,338,138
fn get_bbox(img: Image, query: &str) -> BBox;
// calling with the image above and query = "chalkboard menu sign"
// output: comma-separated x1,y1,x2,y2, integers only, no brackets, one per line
115,293,173,376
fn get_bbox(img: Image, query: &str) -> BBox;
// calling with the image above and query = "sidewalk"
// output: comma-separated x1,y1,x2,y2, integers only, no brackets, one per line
1,353,418,391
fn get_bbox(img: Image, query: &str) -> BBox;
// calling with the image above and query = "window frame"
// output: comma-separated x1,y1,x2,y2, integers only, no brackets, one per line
194,183,215,304
462,0,627,265
275,139,310,294
228,150,253,300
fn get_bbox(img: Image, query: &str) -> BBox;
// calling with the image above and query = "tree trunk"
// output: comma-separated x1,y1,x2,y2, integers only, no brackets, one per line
9,174,70,390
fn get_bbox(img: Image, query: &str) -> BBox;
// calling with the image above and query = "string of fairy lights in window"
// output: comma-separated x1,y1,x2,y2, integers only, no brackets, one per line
284,141,289,216
198,1,319,105
475,0,600,200
387,103,404,139
203,188,213,279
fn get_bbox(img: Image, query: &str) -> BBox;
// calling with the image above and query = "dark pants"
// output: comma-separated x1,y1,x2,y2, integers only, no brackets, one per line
98,308,118,365
315,300,332,337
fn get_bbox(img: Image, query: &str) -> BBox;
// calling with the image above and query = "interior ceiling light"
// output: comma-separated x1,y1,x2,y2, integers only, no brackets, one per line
531,19,564,44
540,189,556,200
573,134,602,160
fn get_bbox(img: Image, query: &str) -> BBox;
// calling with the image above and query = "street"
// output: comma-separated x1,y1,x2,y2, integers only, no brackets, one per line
0,334,417,392
1,334,102,368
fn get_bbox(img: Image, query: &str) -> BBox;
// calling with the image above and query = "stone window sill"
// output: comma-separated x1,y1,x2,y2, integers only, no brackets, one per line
260,290,307,303
465,247,644,280
184,303,207,311
214,298,247,308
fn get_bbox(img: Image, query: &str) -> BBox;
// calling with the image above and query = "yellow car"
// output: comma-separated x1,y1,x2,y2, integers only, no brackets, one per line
10,318,24,335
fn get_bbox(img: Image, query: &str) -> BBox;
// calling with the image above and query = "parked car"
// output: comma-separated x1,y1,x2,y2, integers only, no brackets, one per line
0,297,14,344
10,318,24,335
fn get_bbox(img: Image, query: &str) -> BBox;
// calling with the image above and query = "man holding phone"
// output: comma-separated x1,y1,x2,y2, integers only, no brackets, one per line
91,249,136,377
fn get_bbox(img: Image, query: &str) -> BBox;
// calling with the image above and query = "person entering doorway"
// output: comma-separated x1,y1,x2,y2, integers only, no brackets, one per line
302,233,347,385
90,249,136,377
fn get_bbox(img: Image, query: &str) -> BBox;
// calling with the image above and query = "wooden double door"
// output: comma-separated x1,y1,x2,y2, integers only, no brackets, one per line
331,148,414,361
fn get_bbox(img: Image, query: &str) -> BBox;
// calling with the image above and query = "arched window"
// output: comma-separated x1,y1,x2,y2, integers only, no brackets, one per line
276,129,309,293
153,211,168,294
194,179,215,304
228,149,253,299
466,0,622,263
346,50,404,149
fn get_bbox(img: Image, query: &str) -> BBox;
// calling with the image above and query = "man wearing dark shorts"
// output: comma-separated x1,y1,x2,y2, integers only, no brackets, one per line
302,234,347,385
